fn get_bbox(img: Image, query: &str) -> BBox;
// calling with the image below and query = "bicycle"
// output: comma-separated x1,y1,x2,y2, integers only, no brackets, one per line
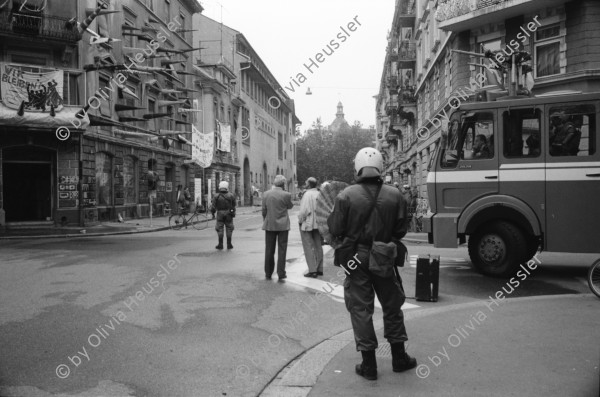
587,258,600,298
169,205,209,230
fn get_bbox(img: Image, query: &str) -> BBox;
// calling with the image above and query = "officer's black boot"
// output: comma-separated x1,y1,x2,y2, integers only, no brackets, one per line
355,350,377,380
215,236,223,250
391,342,417,372
226,236,233,249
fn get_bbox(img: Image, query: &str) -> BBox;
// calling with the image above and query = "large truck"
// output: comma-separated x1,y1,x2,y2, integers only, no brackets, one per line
423,91,600,277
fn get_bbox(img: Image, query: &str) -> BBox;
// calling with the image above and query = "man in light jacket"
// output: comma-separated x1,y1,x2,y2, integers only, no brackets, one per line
298,177,323,278
262,175,294,280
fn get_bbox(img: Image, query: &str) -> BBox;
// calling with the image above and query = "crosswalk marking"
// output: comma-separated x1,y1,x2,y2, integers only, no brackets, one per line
285,257,420,310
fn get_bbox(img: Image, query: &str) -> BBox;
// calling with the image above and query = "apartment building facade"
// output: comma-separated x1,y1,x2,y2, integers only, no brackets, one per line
0,0,203,227
378,0,600,202
193,14,300,206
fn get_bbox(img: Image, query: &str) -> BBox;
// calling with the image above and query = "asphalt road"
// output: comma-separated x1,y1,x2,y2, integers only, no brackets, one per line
0,209,594,397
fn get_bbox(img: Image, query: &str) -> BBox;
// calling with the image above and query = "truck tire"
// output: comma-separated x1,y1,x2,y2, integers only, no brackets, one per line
524,235,540,262
468,221,527,278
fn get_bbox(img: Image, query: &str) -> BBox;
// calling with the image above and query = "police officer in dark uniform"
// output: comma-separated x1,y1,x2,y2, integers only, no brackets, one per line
550,111,580,156
211,181,236,250
328,147,417,381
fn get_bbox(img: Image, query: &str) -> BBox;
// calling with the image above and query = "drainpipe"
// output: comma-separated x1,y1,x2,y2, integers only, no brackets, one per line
79,133,84,227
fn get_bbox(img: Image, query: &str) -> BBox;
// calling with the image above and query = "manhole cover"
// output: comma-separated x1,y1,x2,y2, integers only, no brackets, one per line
177,252,216,257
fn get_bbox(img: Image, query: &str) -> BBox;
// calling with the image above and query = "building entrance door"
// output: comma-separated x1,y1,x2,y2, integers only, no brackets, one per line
3,162,52,222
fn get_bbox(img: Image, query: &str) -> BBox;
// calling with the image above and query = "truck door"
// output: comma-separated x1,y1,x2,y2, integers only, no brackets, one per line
498,107,545,234
545,102,600,253
436,110,499,211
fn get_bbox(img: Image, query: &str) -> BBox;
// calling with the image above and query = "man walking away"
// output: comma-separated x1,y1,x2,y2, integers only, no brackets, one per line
262,175,294,281
211,181,236,250
298,177,323,278
328,147,417,381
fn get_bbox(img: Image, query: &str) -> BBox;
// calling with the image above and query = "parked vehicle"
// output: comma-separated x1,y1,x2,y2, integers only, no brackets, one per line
424,91,600,277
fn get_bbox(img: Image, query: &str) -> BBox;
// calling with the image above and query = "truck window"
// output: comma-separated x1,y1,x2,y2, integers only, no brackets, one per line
549,104,596,157
503,109,542,157
440,112,495,167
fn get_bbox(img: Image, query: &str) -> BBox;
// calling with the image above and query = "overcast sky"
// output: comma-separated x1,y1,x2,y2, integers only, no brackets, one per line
200,0,394,131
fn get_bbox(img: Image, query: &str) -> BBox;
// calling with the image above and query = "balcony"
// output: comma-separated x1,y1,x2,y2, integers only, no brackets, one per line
399,89,416,104
0,9,81,42
385,98,399,116
437,0,567,31
397,41,417,66
400,0,416,15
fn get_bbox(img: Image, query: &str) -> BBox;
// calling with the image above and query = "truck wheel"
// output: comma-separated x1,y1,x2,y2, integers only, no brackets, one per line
468,221,527,278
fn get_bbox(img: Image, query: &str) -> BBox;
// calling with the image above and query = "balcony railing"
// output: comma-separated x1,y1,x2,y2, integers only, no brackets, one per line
436,0,508,22
387,75,398,87
400,0,416,15
386,98,399,115
398,41,417,61
0,9,81,42
399,86,416,104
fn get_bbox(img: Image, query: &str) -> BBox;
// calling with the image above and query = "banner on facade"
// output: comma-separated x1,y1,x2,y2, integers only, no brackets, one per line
191,125,214,168
1,63,64,112
217,121,231,152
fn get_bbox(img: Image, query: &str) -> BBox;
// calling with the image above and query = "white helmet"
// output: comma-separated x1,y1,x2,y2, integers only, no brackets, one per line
354,147,383,177
219,181,229,191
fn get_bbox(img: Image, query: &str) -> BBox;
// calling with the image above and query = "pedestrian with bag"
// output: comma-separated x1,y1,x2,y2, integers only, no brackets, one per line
211,181,236,250
328,147,417,381
298,177,323,278
262,175,294,281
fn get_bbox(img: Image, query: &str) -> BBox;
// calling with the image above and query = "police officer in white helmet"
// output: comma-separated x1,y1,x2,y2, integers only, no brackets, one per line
328,147,417,380
210,181,236,249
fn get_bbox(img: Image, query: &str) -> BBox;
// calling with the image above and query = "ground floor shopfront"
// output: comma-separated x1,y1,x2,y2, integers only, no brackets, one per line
0,130,196,227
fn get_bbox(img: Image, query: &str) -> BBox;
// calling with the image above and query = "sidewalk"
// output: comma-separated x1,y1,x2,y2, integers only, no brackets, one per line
0,206,262,239
261,294,599,397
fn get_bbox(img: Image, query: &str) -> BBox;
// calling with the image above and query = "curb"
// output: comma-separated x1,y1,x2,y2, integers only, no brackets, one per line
0,224,174,240
0,209,263,240
258,293,592,396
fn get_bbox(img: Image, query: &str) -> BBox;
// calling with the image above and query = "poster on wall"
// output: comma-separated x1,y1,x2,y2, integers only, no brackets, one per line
191,125,214,168
194,178,202,206
0,63,64,112
217,121,231,152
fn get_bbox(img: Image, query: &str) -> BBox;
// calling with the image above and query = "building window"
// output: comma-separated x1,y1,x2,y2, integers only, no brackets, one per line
95,152,113,206
165,105,174,130
535,24,562,78
433,67,439,110
179,12,186,41
148,98,156,131
123,83,139,126
164,0,171,22
123,14,137,49
123,156,138,204
480,39,502,88
98,76,112,117
445,50,452,99
278,132,283,159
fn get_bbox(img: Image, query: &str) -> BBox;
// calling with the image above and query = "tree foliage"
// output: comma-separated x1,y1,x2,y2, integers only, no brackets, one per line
297,118,374,185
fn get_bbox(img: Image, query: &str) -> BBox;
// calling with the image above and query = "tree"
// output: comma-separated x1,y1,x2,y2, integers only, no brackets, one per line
296,119,374,185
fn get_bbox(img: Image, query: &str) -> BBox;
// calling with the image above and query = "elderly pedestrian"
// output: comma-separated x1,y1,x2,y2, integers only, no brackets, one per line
298,177,323,278
262,175,294,280
328,147,417,381
211,181,236,250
